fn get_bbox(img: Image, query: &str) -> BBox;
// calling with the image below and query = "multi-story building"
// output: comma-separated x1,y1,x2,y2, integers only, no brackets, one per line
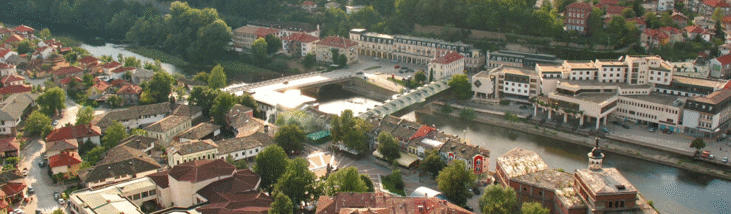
45,125,102,146
682,90,731,136
166,139,219,167
233,21,320,53
710,54,731,78
316,192,473,214
144,115,192,145
657,0,674,11
247,20,320,38
698,0,731,18
654,76,729,97
428,51,465,80
216,132,274,161
349,29,485,71
615,93,684,132
79,141,160,189
69,177,157,214
565,2,592,34
0,93,37,135
486,50,562,69
439,139,490,178
314,36,359,64
281,33,319,57
93,102,172,131
472,65,541,103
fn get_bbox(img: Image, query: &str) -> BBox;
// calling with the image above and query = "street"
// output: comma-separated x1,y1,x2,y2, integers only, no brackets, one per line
17,139,67,214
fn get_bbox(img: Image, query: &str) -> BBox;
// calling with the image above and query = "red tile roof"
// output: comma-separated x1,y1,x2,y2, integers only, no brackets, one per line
77,56,99,65
59,47,72,53
702,0,730,8
45,125,102,142
685,25,706,34
48,152,82,168
605,5,626,15
716,54,731,65
112,67,136,73
723,80,731,90
116,84,142,95
168,159,235,183
12,25,35,33
0,49,13,57
644,28,670,40
1,74,24,84
0,137,19,153
0,63,13,69
302,1,315,6
724,15,731,24
626,17,646,26
92,78,110,92
60,76,83,85
0,28,10,35
34,46,53,53
0,85,32,95
567,2,592,10
255,28,281,38
410,125,437,141
147,171,170,188
284,33,319,43
102,62,121,69
659,26,682,34
431,51,464,64
44,39,63,47
316,36,358,49
110,79,130,87
54,66,83,76
1,182,26,196
4,35,23,43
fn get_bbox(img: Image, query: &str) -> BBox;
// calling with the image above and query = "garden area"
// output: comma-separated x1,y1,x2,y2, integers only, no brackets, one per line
380,169,406,196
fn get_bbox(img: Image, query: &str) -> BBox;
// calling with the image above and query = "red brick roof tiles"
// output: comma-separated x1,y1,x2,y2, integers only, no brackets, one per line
147,171,170,188
12,25,35,33
0,85,32,95
430,52,464,64
255,28,280,38
54,66,83,76
302,1,315,6
716,54,731,65
112,67,136,73
1,182,26,196
60,76,82,85
116,84,142,95
0,137,19,153
168,159,235,183
45,125,102,142
102,62,121,69
4,35,24,44
0,63,13,69
92,78,110,92
702,0,730,8
410,125,437,141
316,36,358,49
48,152,82,168
567,2,592,10
78,56,99,65
0,49,13,57
1,75,25,84
284,33,319,43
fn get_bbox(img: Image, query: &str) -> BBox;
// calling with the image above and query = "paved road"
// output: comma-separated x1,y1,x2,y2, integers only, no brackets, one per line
19,139,67,214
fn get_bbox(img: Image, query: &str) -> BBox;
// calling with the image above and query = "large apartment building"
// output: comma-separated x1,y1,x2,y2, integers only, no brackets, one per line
349,29,485,71
564,2,592,34
486,50,562,69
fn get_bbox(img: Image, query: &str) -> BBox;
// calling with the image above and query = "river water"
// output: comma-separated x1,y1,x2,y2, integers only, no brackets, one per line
80,44,182,75
406,112,731,214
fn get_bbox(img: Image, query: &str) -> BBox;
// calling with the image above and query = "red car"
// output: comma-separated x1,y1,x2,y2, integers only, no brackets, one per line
394,65,400,69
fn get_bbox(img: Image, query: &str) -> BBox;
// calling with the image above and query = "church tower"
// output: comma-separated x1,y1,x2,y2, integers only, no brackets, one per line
588,137,605,170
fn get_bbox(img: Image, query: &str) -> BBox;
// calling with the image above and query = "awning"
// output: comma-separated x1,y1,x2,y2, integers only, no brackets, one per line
372,150,419,168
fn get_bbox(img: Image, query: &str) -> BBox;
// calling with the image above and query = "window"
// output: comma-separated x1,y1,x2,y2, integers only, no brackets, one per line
142,191,149,198
149,190,156,196
133,194,141,200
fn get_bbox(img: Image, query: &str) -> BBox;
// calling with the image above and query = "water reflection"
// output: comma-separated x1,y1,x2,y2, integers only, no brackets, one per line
80,44,181,74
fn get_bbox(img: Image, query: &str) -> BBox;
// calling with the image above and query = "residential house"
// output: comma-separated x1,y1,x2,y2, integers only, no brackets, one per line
11,25,34,39
102,62,122,74
324,2,340,9
302,1,317,11
92,102,172,130
166,139,218,167
248,20,320,38
439,139,490,178
59,76,83,90
45,125,102,146
0,50,18,64
658,0,674,11
2,35,23,45
171,104,204,124
68,177,156,214
77,56,100,69
49,151,82,178
0,85,32,95
699,0,731,18
226,104,272,138
282,33,319,57
694,16,718,30
38,39,62,49
79,142,161,189
117,135,158,155
110,67,136,79
175,122,221,143
0,137,19,157
603,5,627,17
0,93,38,135
0,171,26,206
0,63,17,77
86,78,110,100
710,54,731,78
346,5,366,14
315,192,473,214
116,84,143,105
0,28,11,38
671,10,689,27
32,46,54,59
231,26,259,52
132,69,154,84
428,51,465,80
215,132,274,161
144,115,192,146
565,2,592,34
1,75,24,86
45,139,78,157
314,36,359,65
147,159,271,212
53,66,83,83
685,25,713,41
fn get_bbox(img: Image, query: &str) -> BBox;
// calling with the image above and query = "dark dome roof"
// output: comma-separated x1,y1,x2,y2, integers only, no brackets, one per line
591,147,603,158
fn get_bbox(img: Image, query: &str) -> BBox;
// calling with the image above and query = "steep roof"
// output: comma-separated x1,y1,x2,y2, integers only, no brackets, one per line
147,171,170,188
167,139,218,156
118,135,158,151
80,144,161,183
77,56,99,65
566,2,592,10
54,66,83,76
430,52,464,64
0,93,38,121
316,36,358,49
144,115,190,132
1,75,25,84
0,85,32,95
195,169,261,200
0,137,20,153
116,84,142,95
168,159,234,183
112,67,136,74
60,76,82,85
45,139,79,154
702,0,730,7
45,125,102,142
91,78,110,92
48,152,82,168
0,63,14,69
102,62,121,69
716,54,731,65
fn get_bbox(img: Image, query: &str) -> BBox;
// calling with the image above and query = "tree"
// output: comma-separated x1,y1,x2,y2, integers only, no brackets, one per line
302,53,316,69
712,8,724,22
265,34,282,55
690,137,706,152
377,132,401,163
107,95,122,108
436,160,476,206
336,54,348,68
38,87,67,116
15,40,34,54
210,92,238,125
208,64,227,89
269,192,294,214
255,145,290,190
330,110,371,153
85,146,106,165
361,174,375,192
24,111,53,137
324,167,369,195
193,71,209,82
274,124,306,154
414,70,427,84
479,184,518,214
252,38,269,65
83,74,94,88
448,74,472,100
75,106,94,125
38,28,52,39
622,8,636,18
429,68,434,82
53,209,64,214
522,202,550,214
102,121,129,149
420,149,446,177
188,86,221,117
187,19,232,63
131,128,147,136
274,158,317,206
140,71,174,104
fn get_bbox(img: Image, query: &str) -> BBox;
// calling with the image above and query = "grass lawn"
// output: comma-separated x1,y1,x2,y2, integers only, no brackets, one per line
380,175,406,196
127,47,190,68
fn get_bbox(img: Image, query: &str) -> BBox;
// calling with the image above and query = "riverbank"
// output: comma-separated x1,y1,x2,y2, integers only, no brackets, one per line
424,102,731,181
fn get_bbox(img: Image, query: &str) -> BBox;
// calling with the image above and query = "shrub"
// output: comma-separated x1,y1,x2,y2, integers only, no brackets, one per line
499,99,511,105
459,108,477,120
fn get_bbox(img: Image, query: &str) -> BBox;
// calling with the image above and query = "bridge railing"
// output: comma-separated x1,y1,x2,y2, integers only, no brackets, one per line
225,71,323,93
278,75,355,91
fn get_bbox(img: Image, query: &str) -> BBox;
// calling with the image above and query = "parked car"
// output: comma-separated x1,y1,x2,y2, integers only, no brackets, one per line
27,186,34,194
600,127,609,133
665,129,674,134
709,155,715,160
648,127,657,132
702,151,711,158
53,191,60,200
38,160,46,167
52,120,59,126
722,157,728,163
611,121,621,125
394,65,400,69
58,198,65,205
472,187,481,195
373,57,379,61
356,71,364,75
21,168,28,177
621,124,631,129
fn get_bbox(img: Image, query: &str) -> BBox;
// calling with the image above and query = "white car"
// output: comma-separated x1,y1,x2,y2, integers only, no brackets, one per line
58,198,65,205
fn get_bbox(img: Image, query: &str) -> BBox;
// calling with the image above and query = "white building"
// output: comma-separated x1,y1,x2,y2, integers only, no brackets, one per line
216,132,274,161
93,102,171,131
69,177,157,214
428,52,465,80
0,93,37,135
471,65,540,103
166,139,219,167
144,115,192,145
657,0,674,11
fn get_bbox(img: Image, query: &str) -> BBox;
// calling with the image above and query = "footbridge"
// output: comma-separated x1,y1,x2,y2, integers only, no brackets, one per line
358,78,450,119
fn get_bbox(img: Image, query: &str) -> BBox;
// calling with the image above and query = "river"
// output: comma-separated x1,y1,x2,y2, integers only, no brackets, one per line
80,43,182,74
408,112,731,214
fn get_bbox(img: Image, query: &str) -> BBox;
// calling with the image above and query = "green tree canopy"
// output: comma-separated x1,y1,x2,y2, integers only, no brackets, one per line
420,149,446,177
330,110,371,153
448,74,472,100
15,40,34,54
414,70,427,83
274,158,317,206
324,167,370,195
302,54,316,69
85,146,106,165
24,111,53,137
377,132,401,163
210,92,239,125
38,28,52,40
265,34,282,55
479,184,518,214
193,71,210,83
38,87,67,116
252,38,269,66
75,106,94,125
255,145,290,190
107,95,122,108
690,137,706,151
436,160,476,206
208,64,227,89
188,86,222,117
269,192,294,214
522,202,550,214
102,121,129,149
140,71,174,104
274,124,306,154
